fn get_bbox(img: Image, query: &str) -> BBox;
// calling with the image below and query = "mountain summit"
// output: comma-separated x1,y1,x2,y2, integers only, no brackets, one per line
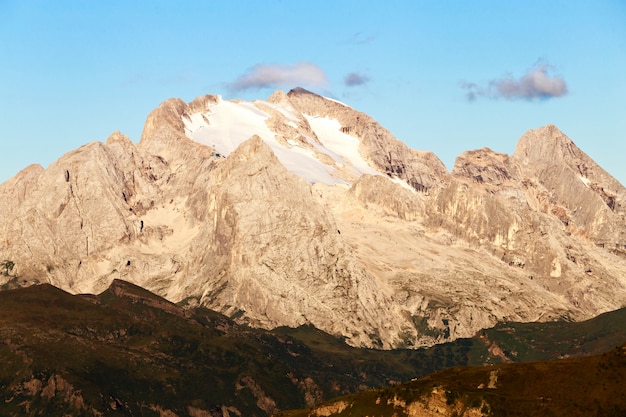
1,88,625,348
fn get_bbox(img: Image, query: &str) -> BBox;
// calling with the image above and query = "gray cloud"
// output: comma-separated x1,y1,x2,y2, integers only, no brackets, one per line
348,32,375,45
462,62,568,101
229,62,329,92
344,72,370,87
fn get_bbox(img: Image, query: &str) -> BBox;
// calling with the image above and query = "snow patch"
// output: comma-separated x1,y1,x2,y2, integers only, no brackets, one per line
390,176,416,193
183,98,383,185
184,99,275,156
579,175,590,187
304,115,379,177
261,101,300,122
322,95,352,108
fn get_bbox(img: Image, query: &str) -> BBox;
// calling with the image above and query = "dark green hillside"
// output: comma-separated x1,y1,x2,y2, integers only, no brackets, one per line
0,280,459,416
474,307,626,363
1,280,625,416
275,306,626,370
275,343,626,417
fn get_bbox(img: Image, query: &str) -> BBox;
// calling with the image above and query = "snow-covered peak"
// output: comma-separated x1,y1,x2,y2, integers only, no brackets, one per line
182,96,378,185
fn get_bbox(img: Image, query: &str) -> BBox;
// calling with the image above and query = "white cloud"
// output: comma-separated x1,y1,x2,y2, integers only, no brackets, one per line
229,62,329,92
463,62,568,101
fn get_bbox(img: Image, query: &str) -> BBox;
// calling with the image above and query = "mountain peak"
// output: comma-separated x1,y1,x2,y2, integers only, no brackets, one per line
452,147,520,186
514,124,624,196
266,89,289,105
287,86,318,96
513,124,577,165
105,130,132,147
224,134,278,166
1,93,626,349
180,90,382,185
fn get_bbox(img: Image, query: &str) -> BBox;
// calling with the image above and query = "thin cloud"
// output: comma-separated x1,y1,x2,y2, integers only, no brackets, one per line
344,72,370,87
119,72,151,88
462,62,568,101
228,62,329,92
348,32,375,45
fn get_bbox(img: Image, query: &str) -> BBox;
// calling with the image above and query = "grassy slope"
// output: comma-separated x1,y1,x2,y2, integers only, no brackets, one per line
475,308,626,363
276,344,626,417
0,281,466,416
0,281,624,416
0,283,304,416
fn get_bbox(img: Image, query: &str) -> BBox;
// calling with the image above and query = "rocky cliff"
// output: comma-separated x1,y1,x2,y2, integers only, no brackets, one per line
1,88,625,348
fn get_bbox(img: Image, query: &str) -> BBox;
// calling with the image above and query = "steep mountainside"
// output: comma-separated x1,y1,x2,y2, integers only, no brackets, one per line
1,88,625,348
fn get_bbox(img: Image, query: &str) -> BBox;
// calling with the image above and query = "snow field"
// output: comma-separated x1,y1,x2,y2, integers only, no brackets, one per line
183,96,380,185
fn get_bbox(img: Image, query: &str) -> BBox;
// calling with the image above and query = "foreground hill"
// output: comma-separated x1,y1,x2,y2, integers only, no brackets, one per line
0,280,418,416
1,281,625,416
1,88,625,348
275,344,626,417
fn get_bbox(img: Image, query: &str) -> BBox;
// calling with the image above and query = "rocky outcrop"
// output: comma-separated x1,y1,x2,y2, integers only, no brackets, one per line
452,147,520,187
513,124,625,245
286,87,450,193
348,174,425,221
177,135,403,346
0,132,171,292
1,89,625,348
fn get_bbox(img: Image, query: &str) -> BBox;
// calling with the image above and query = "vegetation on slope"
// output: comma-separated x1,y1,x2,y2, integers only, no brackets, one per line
0,280,624,416
275,343,626,417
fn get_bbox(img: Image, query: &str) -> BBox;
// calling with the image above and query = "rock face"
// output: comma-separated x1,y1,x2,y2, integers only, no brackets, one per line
1,88,625,348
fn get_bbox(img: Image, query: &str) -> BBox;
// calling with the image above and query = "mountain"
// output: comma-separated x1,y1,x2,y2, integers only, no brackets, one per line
1,281,625,416
274,343,626,417
1,88,625,348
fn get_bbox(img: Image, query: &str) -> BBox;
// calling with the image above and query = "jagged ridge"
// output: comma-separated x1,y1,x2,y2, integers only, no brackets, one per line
0,88,625,348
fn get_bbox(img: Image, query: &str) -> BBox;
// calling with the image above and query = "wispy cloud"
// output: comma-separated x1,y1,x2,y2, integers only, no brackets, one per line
462,62,568,101
228,62,329,92
344,72,370,87
348,32,375,45
118,72,151,88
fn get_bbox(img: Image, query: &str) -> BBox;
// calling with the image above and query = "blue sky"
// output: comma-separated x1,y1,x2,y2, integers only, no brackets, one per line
1,1,625,185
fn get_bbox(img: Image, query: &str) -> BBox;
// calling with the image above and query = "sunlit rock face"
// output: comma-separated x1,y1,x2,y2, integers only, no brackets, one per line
1,88,625,348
